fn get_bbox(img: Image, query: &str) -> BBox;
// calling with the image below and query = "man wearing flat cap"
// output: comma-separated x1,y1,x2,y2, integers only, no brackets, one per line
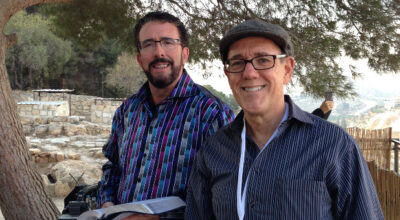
185,20,383,220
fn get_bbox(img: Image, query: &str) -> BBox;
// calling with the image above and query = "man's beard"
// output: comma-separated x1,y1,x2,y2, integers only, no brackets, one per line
143,57,183,89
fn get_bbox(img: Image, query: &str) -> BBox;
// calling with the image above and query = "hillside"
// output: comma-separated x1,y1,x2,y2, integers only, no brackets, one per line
292,94,400,138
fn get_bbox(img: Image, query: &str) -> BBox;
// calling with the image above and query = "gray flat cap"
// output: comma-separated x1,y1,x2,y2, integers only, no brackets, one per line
219,19,294,63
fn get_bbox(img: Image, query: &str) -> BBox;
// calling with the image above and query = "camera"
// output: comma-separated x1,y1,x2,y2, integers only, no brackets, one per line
58,184,98,220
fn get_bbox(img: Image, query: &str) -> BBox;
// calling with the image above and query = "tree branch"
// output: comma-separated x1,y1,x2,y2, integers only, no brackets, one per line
166,0,212,21
6,33,17,49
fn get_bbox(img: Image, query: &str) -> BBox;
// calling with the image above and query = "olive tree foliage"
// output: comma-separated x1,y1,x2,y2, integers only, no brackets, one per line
163,0,400,98
43,0,399,99
40,0,136,50
105,52,147,97
203,84,241,113
4,11,74,89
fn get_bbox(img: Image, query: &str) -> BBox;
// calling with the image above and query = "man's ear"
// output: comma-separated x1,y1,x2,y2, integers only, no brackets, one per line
182,47,189,64
283,57,295,85
136,53,143,67
223,65,231,80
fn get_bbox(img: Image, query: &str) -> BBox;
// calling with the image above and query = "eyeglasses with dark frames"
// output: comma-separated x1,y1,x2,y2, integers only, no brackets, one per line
225,54,287,73
138,37,181,53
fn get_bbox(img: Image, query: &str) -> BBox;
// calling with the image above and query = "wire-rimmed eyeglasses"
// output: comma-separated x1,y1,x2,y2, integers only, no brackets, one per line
138,37,181,53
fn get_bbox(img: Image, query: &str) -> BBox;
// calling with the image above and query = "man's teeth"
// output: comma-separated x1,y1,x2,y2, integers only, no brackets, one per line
244,86,264,92
154,64,168,68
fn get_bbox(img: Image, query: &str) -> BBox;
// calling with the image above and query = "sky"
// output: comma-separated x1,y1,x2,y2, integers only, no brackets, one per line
187,58,400,101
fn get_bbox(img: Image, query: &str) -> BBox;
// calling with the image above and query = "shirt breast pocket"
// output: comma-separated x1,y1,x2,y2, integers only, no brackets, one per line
277,179,333,220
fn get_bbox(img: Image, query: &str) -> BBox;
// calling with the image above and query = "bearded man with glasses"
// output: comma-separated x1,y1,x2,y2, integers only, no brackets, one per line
185,19,383,220
96,11,234,219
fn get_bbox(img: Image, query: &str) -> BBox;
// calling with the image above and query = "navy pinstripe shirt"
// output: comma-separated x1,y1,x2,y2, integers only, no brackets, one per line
185,95,383,220
97,70,234,206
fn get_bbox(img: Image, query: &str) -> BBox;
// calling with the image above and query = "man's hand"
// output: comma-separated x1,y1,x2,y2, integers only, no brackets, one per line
101,202,159,220
320,101,334,114
122,214,160,220
101,202,114,208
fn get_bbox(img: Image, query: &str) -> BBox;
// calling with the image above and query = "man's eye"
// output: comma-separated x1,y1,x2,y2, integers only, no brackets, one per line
230,60,244,67
256,57,273,65
163,39,175,45
142,41,154,48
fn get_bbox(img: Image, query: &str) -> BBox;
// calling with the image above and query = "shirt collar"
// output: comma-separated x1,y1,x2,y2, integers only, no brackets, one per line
284,95,314,125
230,95,314,134
135,69,198,102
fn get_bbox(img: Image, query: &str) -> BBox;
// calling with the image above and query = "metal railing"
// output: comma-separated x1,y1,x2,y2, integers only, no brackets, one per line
392,138,400,174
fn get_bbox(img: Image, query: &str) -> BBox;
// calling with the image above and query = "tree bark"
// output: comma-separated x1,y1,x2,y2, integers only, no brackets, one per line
0,0,71,219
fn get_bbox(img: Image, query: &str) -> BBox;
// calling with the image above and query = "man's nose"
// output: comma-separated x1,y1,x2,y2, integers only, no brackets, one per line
242,62,258,79
153,42,165,57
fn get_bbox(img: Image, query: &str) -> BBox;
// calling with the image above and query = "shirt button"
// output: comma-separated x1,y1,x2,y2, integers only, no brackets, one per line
137,178,141,182
143,153,147,157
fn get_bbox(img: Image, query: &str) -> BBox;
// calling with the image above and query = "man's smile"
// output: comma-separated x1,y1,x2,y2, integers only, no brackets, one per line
242,85,265,92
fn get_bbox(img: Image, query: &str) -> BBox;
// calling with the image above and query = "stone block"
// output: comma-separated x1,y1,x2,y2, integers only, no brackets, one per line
32,109,40,115
68,153,81,160
48,154,57,163
29,148,41,155
20,117,34,125
94,151,104,158
46,183,56,197
56,153,65,162
39,152,51,157
55,181,71,197
34,125,49,137
48,123,63,136
40,110,48,116
95,111,102,117
37,157,48,164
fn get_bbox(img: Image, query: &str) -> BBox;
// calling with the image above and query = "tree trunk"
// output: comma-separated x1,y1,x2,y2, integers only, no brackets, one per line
28,68,33,89
0,0,71,219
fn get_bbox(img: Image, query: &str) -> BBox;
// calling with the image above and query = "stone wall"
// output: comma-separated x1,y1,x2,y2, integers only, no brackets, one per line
13,90,123,124
11,90,119,198
90,100,121,124
18,101,69,117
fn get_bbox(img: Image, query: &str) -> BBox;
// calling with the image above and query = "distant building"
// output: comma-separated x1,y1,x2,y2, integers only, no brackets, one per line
383,97,400,110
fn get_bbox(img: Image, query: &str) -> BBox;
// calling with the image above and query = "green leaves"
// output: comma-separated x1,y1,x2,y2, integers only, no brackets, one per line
10,0,400,98
203,85,240,113
5,11,74,89
40,0,135,51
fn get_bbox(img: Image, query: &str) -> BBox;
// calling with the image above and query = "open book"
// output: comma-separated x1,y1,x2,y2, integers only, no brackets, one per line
78,196,186,220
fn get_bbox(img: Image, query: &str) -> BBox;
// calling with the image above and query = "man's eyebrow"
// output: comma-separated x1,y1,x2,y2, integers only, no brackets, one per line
141,38,154,42
254,52,271,56
228,54,244,60
141,37,176,42
228,52,273,60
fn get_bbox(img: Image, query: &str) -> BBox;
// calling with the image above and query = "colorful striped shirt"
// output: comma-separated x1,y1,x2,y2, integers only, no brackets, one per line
185,95,383,219
97,70,235,206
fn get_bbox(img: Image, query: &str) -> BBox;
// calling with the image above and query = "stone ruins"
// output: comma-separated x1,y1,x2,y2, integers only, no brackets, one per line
14,90,123,198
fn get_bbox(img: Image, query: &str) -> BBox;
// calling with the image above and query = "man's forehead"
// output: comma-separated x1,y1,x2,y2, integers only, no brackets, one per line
139,21,179,40
227,37,281,59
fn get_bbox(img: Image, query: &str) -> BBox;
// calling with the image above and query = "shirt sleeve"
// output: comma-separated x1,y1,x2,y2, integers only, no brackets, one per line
97,106,124,207
311,108,327,119
327,139,384,220
185,144,215,219
206,103,235,138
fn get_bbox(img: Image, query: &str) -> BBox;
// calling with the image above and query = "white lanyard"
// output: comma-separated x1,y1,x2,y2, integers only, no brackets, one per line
236,104,288,220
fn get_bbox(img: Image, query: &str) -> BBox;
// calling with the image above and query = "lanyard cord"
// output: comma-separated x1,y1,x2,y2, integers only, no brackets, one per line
236,118,247,220
236,104,289,220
